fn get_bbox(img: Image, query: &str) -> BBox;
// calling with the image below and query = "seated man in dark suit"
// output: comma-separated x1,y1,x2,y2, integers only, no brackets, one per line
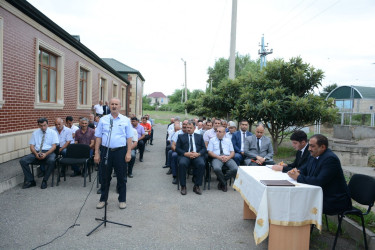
288,134,352,215
176,121,207,195
244,123,275,166
272,130,310,172
231,120,252,165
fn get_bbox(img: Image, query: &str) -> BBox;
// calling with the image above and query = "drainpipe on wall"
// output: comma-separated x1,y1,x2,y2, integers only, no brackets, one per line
135,75,139,117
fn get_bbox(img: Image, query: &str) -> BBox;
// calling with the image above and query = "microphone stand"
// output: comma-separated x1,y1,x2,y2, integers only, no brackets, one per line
87,118,131,236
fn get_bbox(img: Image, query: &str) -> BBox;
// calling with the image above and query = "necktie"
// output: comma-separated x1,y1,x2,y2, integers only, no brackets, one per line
242,132,246,144
219,139,224,155
189,134,193,152
39,131,46,153
257,138,260,152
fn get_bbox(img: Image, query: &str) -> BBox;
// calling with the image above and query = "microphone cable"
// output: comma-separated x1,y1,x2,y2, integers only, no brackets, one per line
31,174,98,250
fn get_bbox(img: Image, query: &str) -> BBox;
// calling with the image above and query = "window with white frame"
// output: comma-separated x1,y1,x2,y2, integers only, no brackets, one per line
112,82,118,98
121,86,126,110
99,77,108,102
35,39,64,109
77,62,92,109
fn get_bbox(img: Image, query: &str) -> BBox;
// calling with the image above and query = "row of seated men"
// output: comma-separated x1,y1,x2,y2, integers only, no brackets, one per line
19,114,154,190
163,116,276,195
162,116,353,217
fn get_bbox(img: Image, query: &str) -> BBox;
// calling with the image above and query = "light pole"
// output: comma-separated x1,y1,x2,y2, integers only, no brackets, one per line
181,58,187,116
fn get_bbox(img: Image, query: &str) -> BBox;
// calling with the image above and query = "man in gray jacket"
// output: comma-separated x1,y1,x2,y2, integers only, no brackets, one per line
244,123,275,166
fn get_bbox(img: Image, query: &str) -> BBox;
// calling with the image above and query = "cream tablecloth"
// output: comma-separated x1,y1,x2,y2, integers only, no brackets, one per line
233,165,323,245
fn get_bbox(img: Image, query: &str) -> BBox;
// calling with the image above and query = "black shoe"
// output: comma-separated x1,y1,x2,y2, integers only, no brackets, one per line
97,188,101,194
172,177,177,184
140,158,143,162
128,174,133,178
37,171,45,178
22,180,36,189
70,171,81,177
40,180,47,189
218,182,223,190
162,165,169,168
166,169,172,175
150,143,153,145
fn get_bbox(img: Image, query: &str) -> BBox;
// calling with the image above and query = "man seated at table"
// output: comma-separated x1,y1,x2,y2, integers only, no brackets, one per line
176,121,207,195
244,123,275,166
207,126,238,192
19,117,59,189
288,134,352,215
272,130,310,172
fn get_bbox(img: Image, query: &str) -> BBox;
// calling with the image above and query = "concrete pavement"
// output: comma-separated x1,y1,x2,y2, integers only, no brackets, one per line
0,125,363,249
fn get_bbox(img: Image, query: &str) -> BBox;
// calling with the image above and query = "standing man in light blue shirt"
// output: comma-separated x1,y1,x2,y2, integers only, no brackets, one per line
19,117,59,189
94,98,133,210
207,126,238,192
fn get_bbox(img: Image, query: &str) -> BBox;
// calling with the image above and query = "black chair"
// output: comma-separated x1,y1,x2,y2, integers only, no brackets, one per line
58,144,92,187
332,174,375,250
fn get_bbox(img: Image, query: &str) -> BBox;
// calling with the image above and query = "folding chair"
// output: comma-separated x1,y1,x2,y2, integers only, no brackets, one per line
58,144,91,187
332,174,375,250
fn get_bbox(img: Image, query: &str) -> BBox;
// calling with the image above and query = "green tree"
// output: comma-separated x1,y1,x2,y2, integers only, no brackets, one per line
206,54,259,90
320,83,338,99
168,89,192,104
236,57,338,153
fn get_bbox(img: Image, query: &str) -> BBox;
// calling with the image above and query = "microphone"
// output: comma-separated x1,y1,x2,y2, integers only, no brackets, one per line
110,118,113,128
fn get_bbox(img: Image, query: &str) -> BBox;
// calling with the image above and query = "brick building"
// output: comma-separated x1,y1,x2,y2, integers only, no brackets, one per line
0,0,136,163
102,58,145,118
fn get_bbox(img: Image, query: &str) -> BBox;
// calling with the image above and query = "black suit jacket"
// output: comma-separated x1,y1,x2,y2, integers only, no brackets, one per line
297,148,352,215
176,133,207,157
103,105,111,115
282,144,310,173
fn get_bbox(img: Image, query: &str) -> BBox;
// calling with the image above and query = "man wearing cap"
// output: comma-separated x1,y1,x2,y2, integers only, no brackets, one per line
225,121,237,139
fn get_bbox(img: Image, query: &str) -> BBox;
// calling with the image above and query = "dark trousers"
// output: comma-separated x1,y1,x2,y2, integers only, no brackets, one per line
165,143,171,165
167,150,178,177
127,149,136,176
99,146,127,202
19,152,56,182
234,153,244,166
178,155,205,187
138,140,145,160
150,128,154,143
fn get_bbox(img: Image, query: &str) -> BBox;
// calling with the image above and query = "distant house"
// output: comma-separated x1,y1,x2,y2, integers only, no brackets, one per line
102,58,145,118
147,92,168,106
327,86,375,113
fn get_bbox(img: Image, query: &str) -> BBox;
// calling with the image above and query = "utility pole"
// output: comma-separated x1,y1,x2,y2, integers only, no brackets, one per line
258,34,273,69
181,83,184,103
228,0,237,80
181,58,187,116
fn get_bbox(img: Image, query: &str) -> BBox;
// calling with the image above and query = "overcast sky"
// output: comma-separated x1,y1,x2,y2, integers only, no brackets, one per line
28,0,375,96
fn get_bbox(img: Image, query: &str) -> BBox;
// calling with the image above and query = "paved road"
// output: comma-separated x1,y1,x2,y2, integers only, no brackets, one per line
0,125,362,249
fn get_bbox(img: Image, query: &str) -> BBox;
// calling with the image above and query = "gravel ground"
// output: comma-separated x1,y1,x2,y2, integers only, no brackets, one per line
0,125,363,250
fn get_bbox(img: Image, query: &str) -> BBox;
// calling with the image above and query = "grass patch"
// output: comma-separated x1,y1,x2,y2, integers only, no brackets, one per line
346,205,375,233
273,146,296,164
146,110,196,123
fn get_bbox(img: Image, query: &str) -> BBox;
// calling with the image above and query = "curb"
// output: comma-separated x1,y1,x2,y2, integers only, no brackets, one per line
328,215,375,249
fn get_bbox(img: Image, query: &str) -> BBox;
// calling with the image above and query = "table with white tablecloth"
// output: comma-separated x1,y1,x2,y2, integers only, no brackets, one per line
233,165,323,250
